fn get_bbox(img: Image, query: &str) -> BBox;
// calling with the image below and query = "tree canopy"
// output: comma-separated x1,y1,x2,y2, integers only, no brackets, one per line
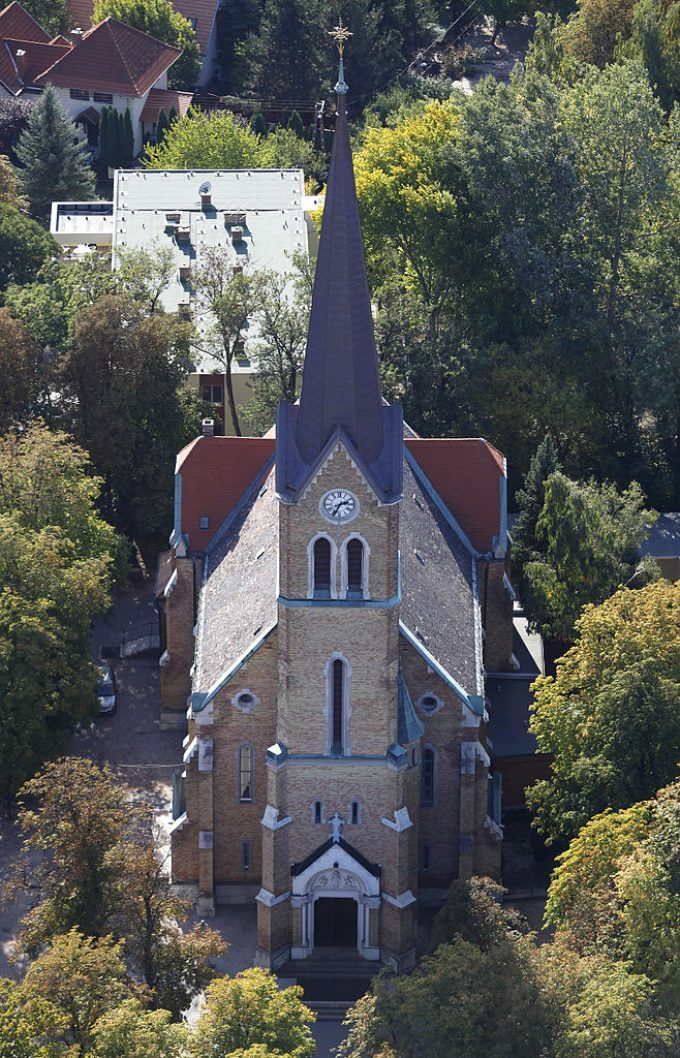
527,580,680,843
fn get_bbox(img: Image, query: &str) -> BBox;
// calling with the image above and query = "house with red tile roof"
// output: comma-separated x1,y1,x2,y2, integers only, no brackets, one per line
65,0,221,86
0,2,185,154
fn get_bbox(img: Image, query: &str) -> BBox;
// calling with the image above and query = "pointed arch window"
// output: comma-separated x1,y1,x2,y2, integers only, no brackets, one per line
421,747,435,806
238,744,253,802
346,538,364,596
313,537,332,597
332,658,345,756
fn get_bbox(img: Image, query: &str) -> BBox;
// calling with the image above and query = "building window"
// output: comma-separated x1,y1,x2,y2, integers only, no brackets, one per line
349,800,360,825
199,515,210,529
232,689,259,714
188,16,197,27
241,840,251,869
346,538,364,596
201,383,223,404
416,692,443,717
313,537,331,597
93,91,113,103
238,745,253,802
421,747,435,805
420,843,431,872
332,658,345,755
70,88,90,100
313,801,323,824
410,747,418,768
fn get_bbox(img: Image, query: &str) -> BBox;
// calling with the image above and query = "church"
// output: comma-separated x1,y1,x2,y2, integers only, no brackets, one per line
158,60,512,973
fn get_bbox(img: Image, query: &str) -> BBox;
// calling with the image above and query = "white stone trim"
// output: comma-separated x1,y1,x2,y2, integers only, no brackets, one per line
198,738,214,772
261,805,293,830
485,816,503,840
168,811,188,834
163,569,178,597
415,691,444,717
381,806,413,832
307,532,338,599
183,737,198,764
198,830,213,849
231,688,260,713
256,888,291,907
382,889,417,909
159,649,170,667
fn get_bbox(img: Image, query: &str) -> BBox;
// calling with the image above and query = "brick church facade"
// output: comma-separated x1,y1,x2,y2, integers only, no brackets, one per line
158,65,512,973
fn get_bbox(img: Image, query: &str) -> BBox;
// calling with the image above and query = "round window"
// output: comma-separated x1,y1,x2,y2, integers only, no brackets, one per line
418,694,441,715
238,693,254,706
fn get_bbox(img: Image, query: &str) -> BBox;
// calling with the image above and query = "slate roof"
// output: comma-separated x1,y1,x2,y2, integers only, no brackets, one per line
641,513,680,558
0,1,49,43
35,18,180,96
193,467,278,695
399,458,479,696
291,836,381,878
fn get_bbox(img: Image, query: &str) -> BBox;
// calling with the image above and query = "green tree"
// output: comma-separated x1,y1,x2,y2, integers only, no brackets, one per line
0,153,27,209
11,758,130,951
91,1000,189,1058
258,127,324,176
521,472,655,641
0,203,56,290
143,108,264,169
63,294,192,540
16,86,95,223
192,251,266,436
192,969,316,1058
122,108,134,167
215,0,262,93
559,0,638,65
249,111,268,137
512,435,562,583
287,109,304,137
527,580,680,843
99,105,113,170
18,0,68,35
0,309,39,432
155,108,169,145
244,0,325,102
17,931,132,1052
0,97,34,161
0,978,68,1058
93,0,201,89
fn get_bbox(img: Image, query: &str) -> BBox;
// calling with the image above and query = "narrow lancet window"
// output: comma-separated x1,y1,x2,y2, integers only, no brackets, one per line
421,748,435,805
332,658,345,755
313,537,332,596
239,745,253,802
346,538,364,596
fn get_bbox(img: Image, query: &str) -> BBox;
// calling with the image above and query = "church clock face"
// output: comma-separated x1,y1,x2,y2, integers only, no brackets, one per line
320,488,359,524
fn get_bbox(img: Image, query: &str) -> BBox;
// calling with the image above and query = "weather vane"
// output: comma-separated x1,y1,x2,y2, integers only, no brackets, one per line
329,19,352,57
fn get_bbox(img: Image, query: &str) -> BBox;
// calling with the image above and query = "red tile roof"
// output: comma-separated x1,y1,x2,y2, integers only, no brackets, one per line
405,438,505,553
177,436,275,553
66,0,215,54
0,1,49,43
4,37,69,82
140,86,193,123
0,39,20,91
177,434,506,556
35,17,180,96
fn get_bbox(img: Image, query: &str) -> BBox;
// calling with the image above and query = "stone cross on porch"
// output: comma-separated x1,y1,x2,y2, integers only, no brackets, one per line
330,812,343,843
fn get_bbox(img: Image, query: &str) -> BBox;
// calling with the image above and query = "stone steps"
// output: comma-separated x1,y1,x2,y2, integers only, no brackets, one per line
308,1000,353,1020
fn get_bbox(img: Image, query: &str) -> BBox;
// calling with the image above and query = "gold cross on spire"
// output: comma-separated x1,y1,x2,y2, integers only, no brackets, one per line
329,19,352,57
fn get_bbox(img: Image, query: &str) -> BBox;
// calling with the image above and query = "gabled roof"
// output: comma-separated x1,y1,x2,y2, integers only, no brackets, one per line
35,17,180,96
291,835,381,878
176,435,274,554
192,467,278,696
0,39,20,91
0,2,49,43
399,458,480,697
405,438,505,553
3,37,69,83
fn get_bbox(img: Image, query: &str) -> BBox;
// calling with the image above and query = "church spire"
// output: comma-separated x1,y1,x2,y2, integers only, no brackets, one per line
294,36,385,466
276,38,403,504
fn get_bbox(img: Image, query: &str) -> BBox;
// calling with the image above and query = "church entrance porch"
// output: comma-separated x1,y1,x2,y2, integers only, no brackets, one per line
314,897,357,948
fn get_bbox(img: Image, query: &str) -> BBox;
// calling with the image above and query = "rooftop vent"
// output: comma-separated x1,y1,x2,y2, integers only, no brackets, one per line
177,300,191,320
199,181,212,208
224,212,246,226
231,225,244,244
179,265,192,282
177,225,191,242
202,418,214,437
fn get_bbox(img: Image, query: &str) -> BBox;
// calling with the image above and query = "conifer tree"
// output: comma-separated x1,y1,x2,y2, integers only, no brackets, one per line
155,108,169,145
287,109,304,137
122,108,134,167
512,435,561,577
168,105,177,127
16,86,95,222
110,109,122,170
99,105,111,170
250,110,267,137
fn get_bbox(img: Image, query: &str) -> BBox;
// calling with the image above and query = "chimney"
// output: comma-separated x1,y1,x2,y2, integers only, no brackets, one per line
202,418,214,437
14,48,26,78
200,191,211,208
70,27,83,45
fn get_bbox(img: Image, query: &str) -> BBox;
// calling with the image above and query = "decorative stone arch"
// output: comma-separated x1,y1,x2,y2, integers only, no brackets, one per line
290,842,381,960
324,652,352,755
307,532,338,599
340,532,371,599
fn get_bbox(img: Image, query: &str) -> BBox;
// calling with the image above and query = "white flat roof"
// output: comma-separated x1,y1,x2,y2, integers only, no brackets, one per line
112,169,308,374
50,201,114,244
